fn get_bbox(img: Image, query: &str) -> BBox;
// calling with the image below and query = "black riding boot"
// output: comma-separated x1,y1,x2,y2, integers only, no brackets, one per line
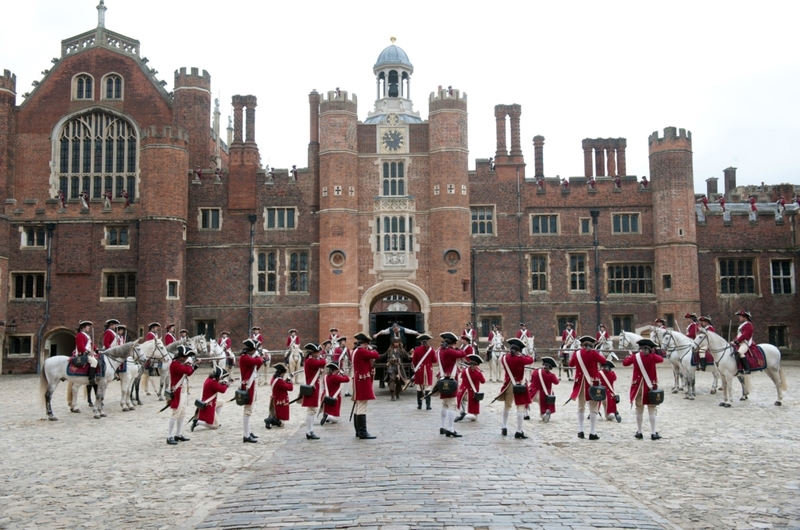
699,357,707,371
417,391,423,409
741,356,751,374
88,366,96,386
358,415,376,439
425,394,432,410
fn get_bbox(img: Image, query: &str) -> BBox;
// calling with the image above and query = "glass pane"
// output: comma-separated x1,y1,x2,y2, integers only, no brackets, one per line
300,252,308,270
258,253,266,272
120,228,127,245
107,275,115,297
287,209,295,228
613,216,620,232
268,252,276,271
631,215,639,232
267,209,275,228
128,275,136,297
290,252,298,271
277,209,284,228
109,229,117,246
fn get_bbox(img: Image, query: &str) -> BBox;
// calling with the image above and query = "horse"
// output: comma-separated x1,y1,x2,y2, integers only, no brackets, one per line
692,328,787,407
41,342,146,420
652,327,722,400
286,346,303,384
380,345,410,401
487,333,505,382
557,339,577,381
646,328,686,394
117,359,142,411
155,335,208,399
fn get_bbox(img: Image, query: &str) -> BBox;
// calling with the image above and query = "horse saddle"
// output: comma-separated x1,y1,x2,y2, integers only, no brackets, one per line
738,345,766,372
66,354,105,377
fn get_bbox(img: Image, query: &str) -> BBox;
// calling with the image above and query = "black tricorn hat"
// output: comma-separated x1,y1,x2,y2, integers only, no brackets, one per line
354,333,371,343
507,338,525,350
579,335,596,345
440,332,459,344
467,354,482,364
326,361,340,370
603,360,616,369
304,342,322,352
541,356,557,369
637,338,657,349
273,363,288,374
242,338,258,351
418,333,432,341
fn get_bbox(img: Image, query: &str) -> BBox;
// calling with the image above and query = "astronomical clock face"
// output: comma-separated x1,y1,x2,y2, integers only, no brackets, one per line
381,128,405,153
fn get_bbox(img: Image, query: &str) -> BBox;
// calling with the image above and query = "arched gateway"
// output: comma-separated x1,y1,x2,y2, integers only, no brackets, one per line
360,281,430,352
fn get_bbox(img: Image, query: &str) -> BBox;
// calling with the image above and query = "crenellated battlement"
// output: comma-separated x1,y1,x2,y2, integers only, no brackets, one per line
429,87,467,104
174,67,211,90
141,125,189,142
321,90,356,104
649,126,692,151
0,69,16,93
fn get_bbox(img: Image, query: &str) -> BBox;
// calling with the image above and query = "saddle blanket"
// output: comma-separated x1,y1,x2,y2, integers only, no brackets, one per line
690,351,714,367
116,361,127,374
737,345,766,373
66,355,106,377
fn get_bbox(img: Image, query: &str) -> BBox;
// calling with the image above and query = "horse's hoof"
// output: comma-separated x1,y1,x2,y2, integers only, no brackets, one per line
710,389,716,394
71,408,81,413
672,390,678,394
93,414,101,419
137,401,143,406
689,397,694,401
719,402,726,407
740,396,746,401
683,395,690,399
775,401,782,406
49,416,58,421
158,397,164,402
100,412,107,417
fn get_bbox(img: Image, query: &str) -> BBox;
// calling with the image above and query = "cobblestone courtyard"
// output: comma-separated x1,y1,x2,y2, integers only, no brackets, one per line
0,363,798,529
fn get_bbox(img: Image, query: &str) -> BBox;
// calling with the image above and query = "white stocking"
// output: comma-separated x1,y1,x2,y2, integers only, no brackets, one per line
243,416,250,437
465,414,477,422
176,418,184,437
589,412,597,435
168,418,176,438
577,411,584,433
636,412,643,433
516,411,524,433
649,413,657,435
305,414,314,434
502,408,510,429
440,407,448,429
328,415,340,424
447,409,456,431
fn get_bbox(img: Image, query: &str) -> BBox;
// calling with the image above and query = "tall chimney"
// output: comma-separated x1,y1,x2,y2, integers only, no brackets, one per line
706,177,718,198
723,167,737,197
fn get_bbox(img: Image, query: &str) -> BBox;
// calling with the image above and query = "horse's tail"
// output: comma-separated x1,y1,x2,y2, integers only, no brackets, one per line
66,381,74,404
38,368,49,407
780,368,788,391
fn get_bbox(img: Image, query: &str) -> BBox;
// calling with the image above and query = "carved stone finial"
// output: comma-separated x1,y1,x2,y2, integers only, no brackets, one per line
390,36,396,44
97,1,107,28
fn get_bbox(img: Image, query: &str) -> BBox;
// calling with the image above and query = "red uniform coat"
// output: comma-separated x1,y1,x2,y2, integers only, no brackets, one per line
169,361,196,409
596,330,610,343
251,333,264,344
568,348,606,401
516,329,531,340
599,369,618,415
220,337,232,350
198,377,228,424
411,344,435,386
686,322,698,340
102,329,117,349
270,376,293,421
561,329,576,344
457,366,485,414
301,357,327,407
352,346,379,401
145,331,158,342
704,324,716,333
622,352,663,404
462,329,475,342
323,373,350,416
437,347,467,399
74,331,93,355
734,321,754,345
528,367,559,415
239,353,264,405
164,332,176,347
499,353,534,405
286,335,300,348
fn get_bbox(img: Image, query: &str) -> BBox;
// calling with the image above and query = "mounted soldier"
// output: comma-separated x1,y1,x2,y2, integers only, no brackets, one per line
74,320,98,384
732,310,754,374
163,324,177,347
102,319,120,350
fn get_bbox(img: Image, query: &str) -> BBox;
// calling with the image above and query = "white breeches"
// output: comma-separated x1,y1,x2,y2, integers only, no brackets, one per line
354,400,368,415
170,391,187,419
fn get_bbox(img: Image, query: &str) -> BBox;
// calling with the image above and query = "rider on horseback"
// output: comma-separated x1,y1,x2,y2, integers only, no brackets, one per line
732,310,754,374
74,321,98,384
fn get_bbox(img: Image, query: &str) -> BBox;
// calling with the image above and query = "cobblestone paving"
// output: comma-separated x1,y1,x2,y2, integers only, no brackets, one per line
0,364,798,529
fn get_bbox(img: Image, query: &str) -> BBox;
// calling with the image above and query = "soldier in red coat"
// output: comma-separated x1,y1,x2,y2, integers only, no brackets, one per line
732,310,754,374
286,328,301,359
411,333,435,410
328,327,340,345
454,354,485,423
166,346,197,445
568,336,607,440
145,322,161,342
640,175,649,188
698,194,710,211
102,319,119,349
321,361,350,426
239,338,264,443
264,364,293,429
250,326,264,345
436,332,468,438
598,361,621,422
115,324,127,346
192,367,229,431
497,338,534,439
163,324,177,347
527,356,559,422
301,343,327,440
462,322,475,345
351,333,379,439
716,195,726,212
623,338,664,439
73,320,98,383
332,336,348,363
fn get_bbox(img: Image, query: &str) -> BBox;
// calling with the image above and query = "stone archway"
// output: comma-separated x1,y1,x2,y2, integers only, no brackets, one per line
43,328,75,358
359,280,430,334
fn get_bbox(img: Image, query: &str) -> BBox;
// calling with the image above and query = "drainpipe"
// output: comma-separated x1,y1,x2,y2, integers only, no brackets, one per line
470,248,477,328
36,223,56,374
590,210,601,329
247,214,257,334
516,167,524,324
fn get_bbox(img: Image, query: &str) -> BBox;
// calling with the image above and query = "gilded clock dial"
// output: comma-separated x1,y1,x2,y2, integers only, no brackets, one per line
381,129,404,152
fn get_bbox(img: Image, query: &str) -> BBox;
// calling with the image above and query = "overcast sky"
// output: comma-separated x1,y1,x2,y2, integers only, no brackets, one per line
2,0,798,194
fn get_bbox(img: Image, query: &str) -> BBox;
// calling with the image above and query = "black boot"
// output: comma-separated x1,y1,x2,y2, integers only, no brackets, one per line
88,366,96,386
417,391,423,409
741,356,751,374
699,358,707,371
354,415,360,438
357,415,376,439
425,395,431,410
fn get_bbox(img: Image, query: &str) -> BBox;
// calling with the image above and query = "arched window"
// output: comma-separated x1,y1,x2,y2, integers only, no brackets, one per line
388,70,399,97
73,74,94,100
102,74,123,100
56,111,138,203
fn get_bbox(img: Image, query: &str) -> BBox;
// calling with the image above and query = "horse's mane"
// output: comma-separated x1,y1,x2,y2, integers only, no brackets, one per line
102,342,136,360
165,338,188,354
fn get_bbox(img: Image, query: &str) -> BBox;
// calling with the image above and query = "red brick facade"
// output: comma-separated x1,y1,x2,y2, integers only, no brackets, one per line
1,22,797,373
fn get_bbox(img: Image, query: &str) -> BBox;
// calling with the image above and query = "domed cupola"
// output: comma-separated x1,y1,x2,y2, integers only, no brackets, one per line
365,37,422,124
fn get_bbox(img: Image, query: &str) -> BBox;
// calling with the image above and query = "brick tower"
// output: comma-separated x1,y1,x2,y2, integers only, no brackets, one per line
317,89,360,338
427,87,471,332
173,67,212,170
649,126,701,319
137,126,189,331
0,70,14,345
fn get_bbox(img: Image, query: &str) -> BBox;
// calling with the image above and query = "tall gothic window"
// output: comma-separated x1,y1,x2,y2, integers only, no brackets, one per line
382,162,405,196
56,112,138,203
73,74,94,100
376,215,413,252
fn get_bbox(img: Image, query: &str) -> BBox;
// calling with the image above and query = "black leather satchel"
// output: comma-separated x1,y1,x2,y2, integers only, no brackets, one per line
545,394,556,405
194,399,207,409
473,392,484,402
323,395,337,406
648,388,665,405
438,378,458,394
299,384,315,396
589,383,607,402
234,388,249,406
512,384,527,395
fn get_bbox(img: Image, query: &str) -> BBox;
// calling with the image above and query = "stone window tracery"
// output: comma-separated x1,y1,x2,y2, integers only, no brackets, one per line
382,162,405,196
73,74,94,100
102,74,123,100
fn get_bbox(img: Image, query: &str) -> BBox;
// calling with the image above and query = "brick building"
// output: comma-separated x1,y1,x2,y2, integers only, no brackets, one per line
1,8,797,373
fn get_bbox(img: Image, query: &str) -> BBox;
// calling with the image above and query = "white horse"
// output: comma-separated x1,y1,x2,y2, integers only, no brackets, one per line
42,342,146,420
487,333,505,382
117,359,142,411
692,328,787,407
653,327,721,400
157,335,208,399
286,347,303,384
557,339,577,381
648,327,685,393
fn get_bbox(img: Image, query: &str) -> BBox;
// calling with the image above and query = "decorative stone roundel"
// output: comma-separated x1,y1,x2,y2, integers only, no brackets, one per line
329,250,346,268
443,249,460,267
